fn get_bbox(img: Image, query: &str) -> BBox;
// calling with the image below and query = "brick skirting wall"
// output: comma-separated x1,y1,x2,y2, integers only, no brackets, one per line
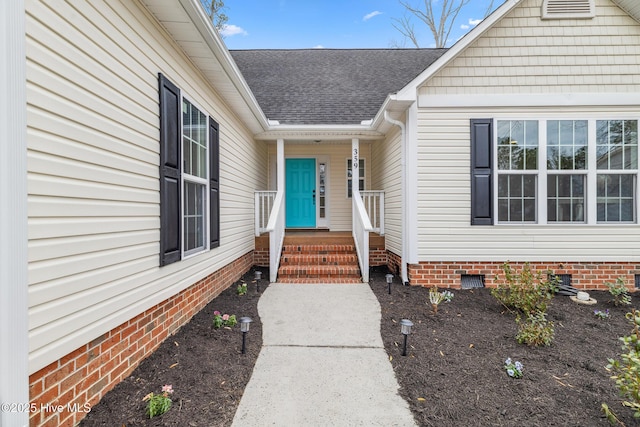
28,251,254,427
402,259,640,290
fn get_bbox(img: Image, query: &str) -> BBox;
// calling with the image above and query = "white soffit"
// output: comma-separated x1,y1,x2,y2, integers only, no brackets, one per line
141,0,268,134
611,0,640,23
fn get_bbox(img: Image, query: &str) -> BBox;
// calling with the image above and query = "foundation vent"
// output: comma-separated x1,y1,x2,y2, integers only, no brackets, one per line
542,0,595,19
461,274,485,289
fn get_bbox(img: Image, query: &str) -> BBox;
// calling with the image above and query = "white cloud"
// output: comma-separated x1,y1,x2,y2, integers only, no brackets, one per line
220,24,248,37
468,18,482,26
313,45,325,49
460,24,470,30
363,11,382,21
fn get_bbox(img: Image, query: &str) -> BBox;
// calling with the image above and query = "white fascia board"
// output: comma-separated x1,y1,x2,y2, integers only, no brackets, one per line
255,124,384,141
394,0,523,102
419,93,640,108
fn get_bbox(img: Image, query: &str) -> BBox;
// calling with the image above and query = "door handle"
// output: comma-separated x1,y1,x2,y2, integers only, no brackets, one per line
312,189,316,205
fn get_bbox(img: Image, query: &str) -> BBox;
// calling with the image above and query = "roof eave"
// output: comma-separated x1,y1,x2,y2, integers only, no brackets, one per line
611,0,640,23
142,0,269,134
255,123,384,141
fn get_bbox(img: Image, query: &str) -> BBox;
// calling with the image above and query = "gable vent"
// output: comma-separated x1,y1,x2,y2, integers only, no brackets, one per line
542,0,595,19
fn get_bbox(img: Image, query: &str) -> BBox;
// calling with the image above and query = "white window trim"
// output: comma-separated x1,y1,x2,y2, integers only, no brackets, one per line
493,117,639,226
180,94,210,258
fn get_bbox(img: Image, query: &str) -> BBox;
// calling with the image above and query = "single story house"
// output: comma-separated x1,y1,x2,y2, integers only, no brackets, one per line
2,0,639,425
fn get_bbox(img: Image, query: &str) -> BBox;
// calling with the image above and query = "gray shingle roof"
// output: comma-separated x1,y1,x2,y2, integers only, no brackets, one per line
230,49,447,125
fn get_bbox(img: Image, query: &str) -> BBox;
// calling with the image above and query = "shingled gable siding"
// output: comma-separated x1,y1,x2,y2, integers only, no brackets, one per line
25,0,265,424
420,0,640,96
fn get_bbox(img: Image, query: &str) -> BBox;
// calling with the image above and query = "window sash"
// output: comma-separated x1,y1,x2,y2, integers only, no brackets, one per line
181,97,209,257
494,118,639,225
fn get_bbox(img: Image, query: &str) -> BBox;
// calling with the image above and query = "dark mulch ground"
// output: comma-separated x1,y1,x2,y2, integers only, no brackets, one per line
370,266,640,427
82,266,640,426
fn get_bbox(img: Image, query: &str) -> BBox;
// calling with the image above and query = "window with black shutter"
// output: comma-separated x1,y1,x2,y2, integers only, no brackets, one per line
158,73,219,265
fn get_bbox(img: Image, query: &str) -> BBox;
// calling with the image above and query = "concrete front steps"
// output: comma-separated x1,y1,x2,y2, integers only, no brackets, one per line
277,232,362,283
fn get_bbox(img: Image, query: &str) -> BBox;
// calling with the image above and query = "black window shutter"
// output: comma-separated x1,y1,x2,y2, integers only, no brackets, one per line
158,74,182,265
470,119,493,225
209,118,220,248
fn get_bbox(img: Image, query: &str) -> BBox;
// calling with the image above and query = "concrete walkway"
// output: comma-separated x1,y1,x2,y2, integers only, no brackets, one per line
231,283,416,427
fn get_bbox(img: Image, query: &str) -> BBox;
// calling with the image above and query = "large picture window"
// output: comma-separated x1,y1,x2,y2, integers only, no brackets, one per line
159,74,220,266
483,118,638,225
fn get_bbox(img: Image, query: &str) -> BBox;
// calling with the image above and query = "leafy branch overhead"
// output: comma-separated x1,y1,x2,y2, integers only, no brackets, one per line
199,0,228,35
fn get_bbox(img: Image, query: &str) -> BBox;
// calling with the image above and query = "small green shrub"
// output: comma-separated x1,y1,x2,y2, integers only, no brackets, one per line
236,283,248,296
491,262,559,316
516,312,554,346
144,385,173,418
607,277,632,306
605,309,640,419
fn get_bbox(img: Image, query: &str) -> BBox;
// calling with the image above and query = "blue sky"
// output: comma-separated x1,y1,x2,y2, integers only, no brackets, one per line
220,0,502,49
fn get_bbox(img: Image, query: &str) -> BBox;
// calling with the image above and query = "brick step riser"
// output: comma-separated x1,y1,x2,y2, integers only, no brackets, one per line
282,245,355,254
278,266,361,275
277,242,362,283
280,255,359,265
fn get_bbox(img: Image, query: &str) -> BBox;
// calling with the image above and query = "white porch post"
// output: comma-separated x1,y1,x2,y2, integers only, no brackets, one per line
277,138,284,192
1,0,29,425
351,138,359,192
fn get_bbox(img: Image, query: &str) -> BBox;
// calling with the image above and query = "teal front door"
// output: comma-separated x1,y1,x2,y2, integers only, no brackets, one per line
286,158,316,228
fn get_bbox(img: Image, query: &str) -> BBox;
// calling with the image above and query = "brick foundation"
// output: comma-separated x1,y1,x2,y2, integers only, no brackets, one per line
403,259,640,290
28,251,254,427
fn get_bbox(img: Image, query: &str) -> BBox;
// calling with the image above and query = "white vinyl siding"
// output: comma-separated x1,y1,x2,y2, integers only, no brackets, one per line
420,0,640,97
26,0,267,373
415,108,640,261
371,127,403,256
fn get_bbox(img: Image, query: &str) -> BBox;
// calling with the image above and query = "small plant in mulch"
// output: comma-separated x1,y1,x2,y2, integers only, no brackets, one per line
516,312,554,347
603,309,640,424
236,282,248,296
143,385,173,418
492,262,559,346
213,311,237,329
606,278,632,307
504,358,523,379
594,309,611,320
428,287,454,314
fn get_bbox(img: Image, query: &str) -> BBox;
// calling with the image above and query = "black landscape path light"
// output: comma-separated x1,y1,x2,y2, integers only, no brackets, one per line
400,319,413,356
386,274,393,294
254,270,262,292
239,317,253,354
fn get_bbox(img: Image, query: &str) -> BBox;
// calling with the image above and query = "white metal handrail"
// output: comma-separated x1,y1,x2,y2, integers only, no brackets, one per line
254,191,277,236
360,190,384,235
264,191,285,282
352,190,374,283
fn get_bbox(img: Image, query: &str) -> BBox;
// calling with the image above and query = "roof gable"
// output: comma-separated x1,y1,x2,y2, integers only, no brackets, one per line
230,49,447,125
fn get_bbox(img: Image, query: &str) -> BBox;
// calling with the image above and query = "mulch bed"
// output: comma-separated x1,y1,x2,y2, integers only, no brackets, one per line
82,266,640,426
370,266,640,426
